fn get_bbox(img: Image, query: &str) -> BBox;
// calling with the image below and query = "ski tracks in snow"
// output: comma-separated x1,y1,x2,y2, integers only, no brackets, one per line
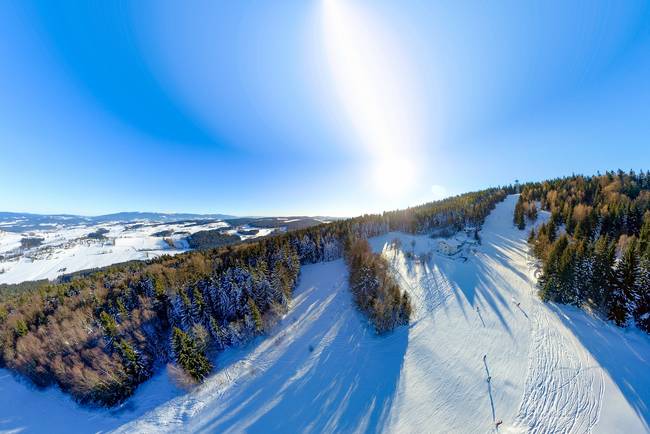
512,257,604,433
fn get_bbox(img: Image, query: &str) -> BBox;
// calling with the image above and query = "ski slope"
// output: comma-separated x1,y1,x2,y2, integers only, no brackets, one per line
0,195,649,433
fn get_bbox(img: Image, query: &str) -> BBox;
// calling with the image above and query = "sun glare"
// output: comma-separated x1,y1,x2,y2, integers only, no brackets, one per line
371,155,416,196
321,0,422,198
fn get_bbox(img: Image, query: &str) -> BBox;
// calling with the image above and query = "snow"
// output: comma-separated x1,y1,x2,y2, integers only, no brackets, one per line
0,365,184,433
0,219,276,285
0,195,649,433
0,222,183,284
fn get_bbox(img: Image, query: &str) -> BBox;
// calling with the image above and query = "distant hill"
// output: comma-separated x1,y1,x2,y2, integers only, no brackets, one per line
0,211,236,232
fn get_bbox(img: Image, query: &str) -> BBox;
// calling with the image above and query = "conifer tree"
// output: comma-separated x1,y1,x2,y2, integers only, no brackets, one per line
247,297,263,332
117,339,148,382
572,240,593,306
14,318,28,338
191,286,205,320
100,311,118,338
639,212,650,254
528,227,536,244
635,250,650,332
514,197,525,230
171,327,212,382
608,238,639,326
589,236,616,310
539,236,569,302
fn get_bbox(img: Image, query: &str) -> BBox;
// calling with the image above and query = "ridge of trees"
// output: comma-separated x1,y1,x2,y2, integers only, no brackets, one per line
346,239,411,333
522,170,650,332
0,187,507,406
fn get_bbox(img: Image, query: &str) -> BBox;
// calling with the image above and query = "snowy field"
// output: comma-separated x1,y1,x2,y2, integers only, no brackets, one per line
0,220,274,285
1,195,649,433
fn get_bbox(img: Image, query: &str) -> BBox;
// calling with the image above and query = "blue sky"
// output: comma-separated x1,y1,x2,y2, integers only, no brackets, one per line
1,1,649,217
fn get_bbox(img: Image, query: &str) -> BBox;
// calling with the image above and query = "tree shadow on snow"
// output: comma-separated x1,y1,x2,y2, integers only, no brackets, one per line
432,251,514,337
548,303,650,431
192,268,408,434
483,235,531,285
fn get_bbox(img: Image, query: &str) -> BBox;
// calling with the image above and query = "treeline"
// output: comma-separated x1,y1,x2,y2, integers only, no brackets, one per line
384,188,508,233
186,229,241,250
524,170,650,332
0,187,507,406
346,239,411,333
20,237,44,249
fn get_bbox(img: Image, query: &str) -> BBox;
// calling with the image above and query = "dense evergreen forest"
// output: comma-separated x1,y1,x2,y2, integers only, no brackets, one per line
186,229,241,250
0,188,506,406
521,170,650,332
346,239,411,333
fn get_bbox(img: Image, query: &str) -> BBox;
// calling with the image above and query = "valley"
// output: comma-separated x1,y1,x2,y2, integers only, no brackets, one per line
0,215,325,285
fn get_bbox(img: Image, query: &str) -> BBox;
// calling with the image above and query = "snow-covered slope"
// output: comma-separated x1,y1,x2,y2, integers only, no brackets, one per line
1,195,648,433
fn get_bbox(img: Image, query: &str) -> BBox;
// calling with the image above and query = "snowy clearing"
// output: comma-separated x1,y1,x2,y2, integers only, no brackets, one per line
0,195,648,433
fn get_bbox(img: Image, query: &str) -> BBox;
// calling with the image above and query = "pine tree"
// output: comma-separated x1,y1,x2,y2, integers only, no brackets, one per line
217,271,236,320
526,201,538,221
191,286,205,321
539,236,569,302
528,227,536,243
588,236,615,310
247,297,263,332
635,251,650,332
557,242,576,304
609,238,639,326
547,219,557,243
639,211,650,254
171,292,191,330
251,262,272,311
117,339,148,382
399,292,412,324
99,311,118,338
14,318,28,338
514,197,525,230
152,276,170,326
171,327,212,382
572,240,593,306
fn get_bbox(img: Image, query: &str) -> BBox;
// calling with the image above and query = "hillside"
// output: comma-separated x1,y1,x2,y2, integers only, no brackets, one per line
1,195,647,433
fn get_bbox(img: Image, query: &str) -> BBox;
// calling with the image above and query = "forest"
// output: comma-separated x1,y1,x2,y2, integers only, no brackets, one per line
186,229,241,250
346,239,411,333
0,187,506,406
520,170,650,332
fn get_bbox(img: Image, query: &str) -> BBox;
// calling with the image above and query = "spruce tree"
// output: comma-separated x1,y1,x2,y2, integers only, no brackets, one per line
557,242,576,304
514,198,525,230
528,227,536,243
99,311,118,338
547,219,557,243
191,286,205,320
589,236,615,310
14,318,28,338
171,327,213,382
572,240,592,306
247,297,263,332
540,236,569,302
117,339,148,382
609,238,639,326
635,251,650,332
639,212,650,254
